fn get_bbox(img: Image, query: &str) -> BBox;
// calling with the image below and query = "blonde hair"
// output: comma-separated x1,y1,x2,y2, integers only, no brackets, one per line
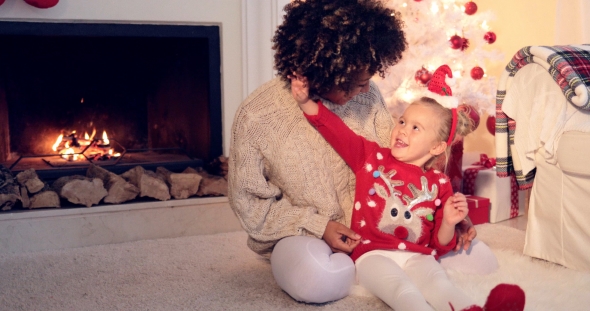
414,97,474,170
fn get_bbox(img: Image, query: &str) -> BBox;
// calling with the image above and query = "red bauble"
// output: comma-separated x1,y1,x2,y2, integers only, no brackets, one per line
464,1,478,15
486,115,496,135
449,35,469,51
484,31,497,44
23,0,59,8
450,35,463,49
0,0,5,6
458,104,480,131
414,67,432,85
470,66,484,80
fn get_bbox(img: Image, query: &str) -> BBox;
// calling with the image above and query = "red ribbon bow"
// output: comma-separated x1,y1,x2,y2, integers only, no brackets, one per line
472,154,496,169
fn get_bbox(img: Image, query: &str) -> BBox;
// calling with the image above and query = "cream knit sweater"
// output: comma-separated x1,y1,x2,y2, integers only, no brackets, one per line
228,78,393,255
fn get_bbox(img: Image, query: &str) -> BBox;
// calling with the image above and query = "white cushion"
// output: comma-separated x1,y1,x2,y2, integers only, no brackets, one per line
557,131,590,177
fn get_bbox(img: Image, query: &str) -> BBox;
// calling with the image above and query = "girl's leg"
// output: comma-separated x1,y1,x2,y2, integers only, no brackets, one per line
439,239,498,275
356,253,434,311
405,255,475,311
270,236,355,303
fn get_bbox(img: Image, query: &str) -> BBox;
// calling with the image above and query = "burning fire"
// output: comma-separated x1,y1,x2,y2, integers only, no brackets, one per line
51,129,121,161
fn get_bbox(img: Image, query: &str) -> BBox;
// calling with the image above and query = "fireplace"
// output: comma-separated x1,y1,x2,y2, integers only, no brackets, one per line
0,21,222,179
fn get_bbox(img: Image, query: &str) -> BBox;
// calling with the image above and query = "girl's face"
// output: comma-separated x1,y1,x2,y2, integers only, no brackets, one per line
320,71,372,105
390,103,446,168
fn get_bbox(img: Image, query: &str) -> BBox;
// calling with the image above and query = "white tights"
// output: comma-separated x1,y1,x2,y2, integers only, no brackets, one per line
270,236,497,304
356,253,474,311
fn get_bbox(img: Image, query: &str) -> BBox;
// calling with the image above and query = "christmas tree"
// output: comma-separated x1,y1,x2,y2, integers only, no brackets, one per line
375,0,503,123
374,0,504,192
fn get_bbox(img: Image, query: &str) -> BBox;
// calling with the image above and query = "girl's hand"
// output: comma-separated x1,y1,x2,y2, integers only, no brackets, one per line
288,73,311,105
289,73,319,115
443,192,469,227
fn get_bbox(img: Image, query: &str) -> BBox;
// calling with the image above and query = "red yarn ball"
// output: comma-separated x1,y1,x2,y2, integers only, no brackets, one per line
415,67,432,85
464,1,478,15
458,104,480,131
484,31,497,44
23,0,59,8
486,115,496,135
470,66,484,80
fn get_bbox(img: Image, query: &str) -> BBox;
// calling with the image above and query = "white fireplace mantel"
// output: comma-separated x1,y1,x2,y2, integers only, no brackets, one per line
0,0,287,156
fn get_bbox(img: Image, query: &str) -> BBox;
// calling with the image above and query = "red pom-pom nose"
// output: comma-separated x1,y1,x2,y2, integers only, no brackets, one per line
394,226,409,240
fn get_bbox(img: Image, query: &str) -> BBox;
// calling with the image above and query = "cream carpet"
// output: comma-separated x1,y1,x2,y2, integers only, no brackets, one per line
1,223,589,311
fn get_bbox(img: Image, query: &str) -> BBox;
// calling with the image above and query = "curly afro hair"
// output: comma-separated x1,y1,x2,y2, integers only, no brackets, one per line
273,0,407,96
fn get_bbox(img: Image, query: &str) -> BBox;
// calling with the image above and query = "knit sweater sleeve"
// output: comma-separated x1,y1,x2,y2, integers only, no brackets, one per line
305,102,378,172
429,175,457,256
228,106,330,254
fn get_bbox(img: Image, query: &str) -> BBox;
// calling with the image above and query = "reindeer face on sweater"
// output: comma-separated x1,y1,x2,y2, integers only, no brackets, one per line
375,175,438,243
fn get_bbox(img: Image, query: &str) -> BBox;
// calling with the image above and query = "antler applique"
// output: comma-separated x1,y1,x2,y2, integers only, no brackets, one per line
377,176,438,243
403,176,438,211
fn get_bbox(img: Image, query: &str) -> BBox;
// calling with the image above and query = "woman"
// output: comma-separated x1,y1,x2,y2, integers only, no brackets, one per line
228,0,497,304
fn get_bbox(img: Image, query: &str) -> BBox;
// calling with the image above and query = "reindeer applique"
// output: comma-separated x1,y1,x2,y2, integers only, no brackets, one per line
373,170,438,243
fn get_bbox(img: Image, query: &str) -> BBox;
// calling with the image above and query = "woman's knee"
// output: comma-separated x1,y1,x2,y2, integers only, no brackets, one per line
271,236,355,303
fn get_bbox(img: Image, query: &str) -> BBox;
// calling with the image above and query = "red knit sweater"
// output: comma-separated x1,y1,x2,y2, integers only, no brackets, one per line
305,102,456,262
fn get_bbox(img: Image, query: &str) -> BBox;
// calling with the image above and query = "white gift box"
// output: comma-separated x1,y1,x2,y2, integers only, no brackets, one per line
462,152,526,223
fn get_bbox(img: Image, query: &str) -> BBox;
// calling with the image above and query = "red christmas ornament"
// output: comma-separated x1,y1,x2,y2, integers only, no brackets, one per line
414,0,423,2
458,104,480,131
23,0,59,8
470,66,484,80
0,0,5,6
464,1,478,15
484,31,497,44
415,67,432,85
460,37,470,51
449,35,469,51
449,35,463,49
486,115,496,135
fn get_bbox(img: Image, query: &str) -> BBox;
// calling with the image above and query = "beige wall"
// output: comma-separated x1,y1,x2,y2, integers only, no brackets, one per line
463,0,558,156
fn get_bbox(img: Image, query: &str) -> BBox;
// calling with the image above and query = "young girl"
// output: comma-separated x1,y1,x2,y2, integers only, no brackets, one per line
290,75,525,311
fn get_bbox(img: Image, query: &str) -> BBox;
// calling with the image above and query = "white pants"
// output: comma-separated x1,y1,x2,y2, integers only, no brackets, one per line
356,252,474,311
270,236,497,304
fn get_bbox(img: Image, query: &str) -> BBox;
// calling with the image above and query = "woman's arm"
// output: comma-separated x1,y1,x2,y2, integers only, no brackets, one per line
228,105,359,254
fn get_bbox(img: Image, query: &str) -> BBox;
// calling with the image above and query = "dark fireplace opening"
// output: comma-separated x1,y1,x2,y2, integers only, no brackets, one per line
0,21,222,180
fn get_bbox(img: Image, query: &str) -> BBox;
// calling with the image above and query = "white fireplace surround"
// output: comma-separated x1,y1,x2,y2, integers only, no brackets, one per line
0,0,289,252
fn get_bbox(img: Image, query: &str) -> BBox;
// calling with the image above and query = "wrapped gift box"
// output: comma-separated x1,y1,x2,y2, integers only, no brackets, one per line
462,152,526,223
466,195,490,225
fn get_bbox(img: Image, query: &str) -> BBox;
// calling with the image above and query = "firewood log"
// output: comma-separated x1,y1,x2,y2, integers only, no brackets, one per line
53,175,107,207
87,164,139,204
190,167,228,197
20,186,30,208
29,190,60,208
15,168,45,194
0,165,20,211
156,166,202,199
121,166,170,201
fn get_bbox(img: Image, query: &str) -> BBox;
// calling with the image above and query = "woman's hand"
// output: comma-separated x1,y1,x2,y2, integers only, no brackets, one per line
454,216,477,251
322,220,361,254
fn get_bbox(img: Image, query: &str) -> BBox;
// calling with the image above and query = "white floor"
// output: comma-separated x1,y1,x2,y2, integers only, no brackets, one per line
496,213,527,231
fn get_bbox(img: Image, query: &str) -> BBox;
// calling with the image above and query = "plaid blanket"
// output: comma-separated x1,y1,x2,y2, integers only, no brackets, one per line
496,45,590,189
